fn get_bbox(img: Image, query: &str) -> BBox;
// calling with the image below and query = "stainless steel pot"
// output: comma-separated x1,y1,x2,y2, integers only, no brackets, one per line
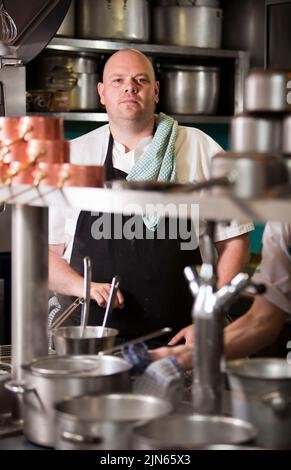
6,355,132,447
77,0,150,43
244,69,291,113
132,414,256,449
55,393,173,450
282,115,291,154
211,152,289,199
230,114,282,154
53,326,119,355
227,358,291,449
29,54,100,111
159,65,220,115
56,0,75,37
153,6,222,48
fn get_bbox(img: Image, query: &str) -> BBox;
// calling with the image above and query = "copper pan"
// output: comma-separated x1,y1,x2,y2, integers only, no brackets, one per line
0,117,21,141
27,139,70,164
19,116,64,141
0,140,27,164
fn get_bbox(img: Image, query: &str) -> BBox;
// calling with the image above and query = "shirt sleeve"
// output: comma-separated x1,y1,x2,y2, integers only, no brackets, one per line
252,222,291,315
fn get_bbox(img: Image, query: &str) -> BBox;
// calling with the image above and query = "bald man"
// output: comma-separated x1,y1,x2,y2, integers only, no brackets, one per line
49,49,253,343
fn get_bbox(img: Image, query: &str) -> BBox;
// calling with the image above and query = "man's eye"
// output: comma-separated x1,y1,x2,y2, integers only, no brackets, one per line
113,79,122,85
137,78,148,84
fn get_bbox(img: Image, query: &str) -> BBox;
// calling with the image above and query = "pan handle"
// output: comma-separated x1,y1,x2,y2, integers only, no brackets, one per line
61,431,103,446
5,380,36,394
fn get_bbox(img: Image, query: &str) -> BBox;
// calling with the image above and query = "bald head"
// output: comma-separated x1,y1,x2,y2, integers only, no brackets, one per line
103,49,156,82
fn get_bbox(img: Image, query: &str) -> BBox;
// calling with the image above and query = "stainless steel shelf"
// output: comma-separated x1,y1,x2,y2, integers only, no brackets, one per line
48,37,248,60
27,112,231,124
2,184,291,224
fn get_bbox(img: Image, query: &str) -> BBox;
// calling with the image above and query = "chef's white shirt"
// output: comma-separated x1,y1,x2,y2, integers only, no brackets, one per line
253,222,291,316
49,124,254,262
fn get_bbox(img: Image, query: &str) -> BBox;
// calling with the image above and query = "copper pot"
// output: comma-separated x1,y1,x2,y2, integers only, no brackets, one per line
0,117,21,141
26,139,70,164
31,162,105,188
19,116,64,140
0,140,27,164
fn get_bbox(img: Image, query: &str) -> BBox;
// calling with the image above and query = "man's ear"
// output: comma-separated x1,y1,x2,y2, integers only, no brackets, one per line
97,82,105,105
154,81,160,104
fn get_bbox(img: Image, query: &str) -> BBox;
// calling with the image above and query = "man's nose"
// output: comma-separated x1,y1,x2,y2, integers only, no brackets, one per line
124,79,138,94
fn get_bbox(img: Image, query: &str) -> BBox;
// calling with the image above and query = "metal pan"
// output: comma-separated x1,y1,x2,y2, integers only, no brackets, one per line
244,69,291,113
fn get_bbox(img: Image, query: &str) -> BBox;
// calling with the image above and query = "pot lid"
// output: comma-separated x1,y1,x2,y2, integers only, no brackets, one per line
0,0,71,64
29,355,101,376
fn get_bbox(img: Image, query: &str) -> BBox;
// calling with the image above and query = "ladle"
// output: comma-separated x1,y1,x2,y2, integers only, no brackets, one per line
80,256,92,338
98,275,120,338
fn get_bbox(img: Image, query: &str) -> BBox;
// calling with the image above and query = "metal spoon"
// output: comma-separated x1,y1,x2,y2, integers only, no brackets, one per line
98,275,120,338
80,256,92,338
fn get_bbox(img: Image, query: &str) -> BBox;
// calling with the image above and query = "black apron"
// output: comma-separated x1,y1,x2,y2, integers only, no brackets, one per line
63,133,202,342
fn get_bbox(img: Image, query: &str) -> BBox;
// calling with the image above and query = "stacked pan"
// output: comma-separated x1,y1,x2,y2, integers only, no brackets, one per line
211,69,291,198
0,116,104,206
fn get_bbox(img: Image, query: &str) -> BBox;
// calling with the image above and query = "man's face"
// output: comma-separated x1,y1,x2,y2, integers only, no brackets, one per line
97,51,159,124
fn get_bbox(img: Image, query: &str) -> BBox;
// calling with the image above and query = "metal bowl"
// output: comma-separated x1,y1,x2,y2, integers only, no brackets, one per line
132,414,257,449
52,326,119,355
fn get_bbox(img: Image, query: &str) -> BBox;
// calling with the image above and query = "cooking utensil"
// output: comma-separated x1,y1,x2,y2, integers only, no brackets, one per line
80,256,92,338
132,414,256,449
77,0,150,43
159,65,220,115
55,393,173,450
52,326,119,356
101,327,172,356
5,354,132,448
98,275,120,338
244,69,291,113
153,5,222,48
49,297,84,331
0,0,17,44
230,114,282,154
227,358,291,449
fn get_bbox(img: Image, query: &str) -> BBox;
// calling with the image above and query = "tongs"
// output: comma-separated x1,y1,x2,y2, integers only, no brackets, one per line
48,297,84,331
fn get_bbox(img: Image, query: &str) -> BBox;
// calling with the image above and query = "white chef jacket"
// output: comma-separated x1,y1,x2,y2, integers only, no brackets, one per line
253,222,291,316
49,123,254,262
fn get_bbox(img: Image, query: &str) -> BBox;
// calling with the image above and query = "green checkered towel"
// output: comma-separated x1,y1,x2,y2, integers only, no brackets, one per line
126,112,178,231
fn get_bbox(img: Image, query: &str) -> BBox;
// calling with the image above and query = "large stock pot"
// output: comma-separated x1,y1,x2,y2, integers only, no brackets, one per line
227,358,291,449
77,0,150,43
6,355,131,448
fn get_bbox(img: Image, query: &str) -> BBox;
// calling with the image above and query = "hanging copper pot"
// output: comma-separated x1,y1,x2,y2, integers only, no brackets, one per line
19,116,64,141
26,139,70,164
0,117,21,141
33,162,105,188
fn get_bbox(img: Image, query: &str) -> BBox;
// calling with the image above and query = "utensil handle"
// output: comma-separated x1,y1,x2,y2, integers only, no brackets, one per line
80,256,92,336
101,327,172,356
99,275,120,336
49,297,84,330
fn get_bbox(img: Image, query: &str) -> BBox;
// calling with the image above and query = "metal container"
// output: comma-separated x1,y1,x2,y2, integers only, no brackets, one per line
244,69,291,113
77,0,150,43
55,393,173,450
159,65,220,115
28,54,100,111
211,152,289,199
53,326,119,355
282,115,291,154
227,358,291,449
230,114,282,154
153,6,222,48
56,0,75,37
132,414,256,449
5,354,132,447
156,0,219,6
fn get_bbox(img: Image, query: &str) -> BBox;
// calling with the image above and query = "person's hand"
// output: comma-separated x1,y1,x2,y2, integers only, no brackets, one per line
149,344,194,370
90,282,124,309
168,324,194,346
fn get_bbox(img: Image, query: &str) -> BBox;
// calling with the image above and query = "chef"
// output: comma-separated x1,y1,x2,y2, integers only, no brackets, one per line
49,49,253,343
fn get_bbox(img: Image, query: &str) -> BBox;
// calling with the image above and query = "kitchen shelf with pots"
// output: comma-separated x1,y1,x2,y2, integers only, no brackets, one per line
38,37,249,121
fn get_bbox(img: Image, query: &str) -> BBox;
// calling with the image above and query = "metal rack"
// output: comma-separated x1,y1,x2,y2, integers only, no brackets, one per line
36,37,250,123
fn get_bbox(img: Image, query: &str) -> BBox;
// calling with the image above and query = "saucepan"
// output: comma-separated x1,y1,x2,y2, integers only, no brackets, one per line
0,139,70,165
131,414,256,449
55,393,173,450
227,358,291,449
244,69,291,113
5,354,132,448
